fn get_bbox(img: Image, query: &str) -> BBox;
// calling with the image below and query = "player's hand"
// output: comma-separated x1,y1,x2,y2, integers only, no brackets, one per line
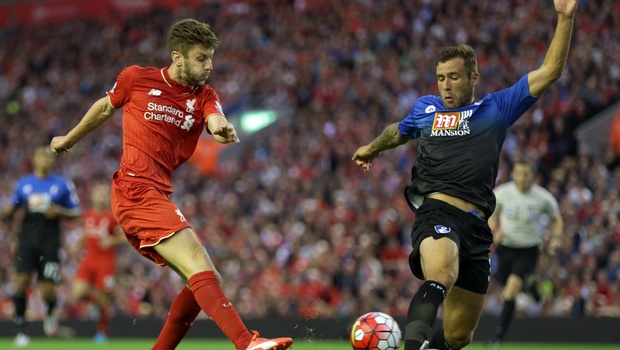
548,236,561,255
493,230,503,244
211,122,240,144
44,204,62,219
352,145,380,171
554,0,578,18
50,136,73,155
99,236,115,250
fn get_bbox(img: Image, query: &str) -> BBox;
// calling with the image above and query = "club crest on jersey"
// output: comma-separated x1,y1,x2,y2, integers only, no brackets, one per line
434,225,451,234
186,98,196,113
431,110,472,137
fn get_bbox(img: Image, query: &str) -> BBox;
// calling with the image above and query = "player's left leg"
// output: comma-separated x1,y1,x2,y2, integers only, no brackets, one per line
440,286,486,349
430,236,491,350
92,269,117,342
40,280,60,337
493,274,523,344
93,290,112,343
39,250,62,337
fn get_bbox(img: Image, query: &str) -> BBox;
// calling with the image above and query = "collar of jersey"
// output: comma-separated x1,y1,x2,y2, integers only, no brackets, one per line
161,67,197,94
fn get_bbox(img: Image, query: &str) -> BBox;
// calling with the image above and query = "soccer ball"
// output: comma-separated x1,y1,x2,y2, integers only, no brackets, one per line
350,311,401,350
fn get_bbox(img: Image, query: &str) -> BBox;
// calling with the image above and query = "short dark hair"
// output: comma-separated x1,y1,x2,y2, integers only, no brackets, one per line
513,158,534,170
436,44,478,77
167,18,219,57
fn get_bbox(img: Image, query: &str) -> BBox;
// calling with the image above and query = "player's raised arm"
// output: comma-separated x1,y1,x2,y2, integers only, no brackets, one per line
50,96,117,154
527,0,578,98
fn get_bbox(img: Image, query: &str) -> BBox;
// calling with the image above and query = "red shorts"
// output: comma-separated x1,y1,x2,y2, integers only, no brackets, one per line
110,176,191,266
75,258,116,291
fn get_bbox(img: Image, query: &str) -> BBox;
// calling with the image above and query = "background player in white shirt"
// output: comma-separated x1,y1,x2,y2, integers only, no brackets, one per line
488,158,564,346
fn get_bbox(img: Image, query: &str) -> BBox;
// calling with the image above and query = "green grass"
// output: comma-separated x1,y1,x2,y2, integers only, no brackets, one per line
1,338,618,350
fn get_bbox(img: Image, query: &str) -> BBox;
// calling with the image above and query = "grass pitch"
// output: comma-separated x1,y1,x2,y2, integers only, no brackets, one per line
0,338,618,350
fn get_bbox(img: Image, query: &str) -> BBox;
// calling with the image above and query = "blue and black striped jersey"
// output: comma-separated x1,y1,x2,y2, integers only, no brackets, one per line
398,75,538,217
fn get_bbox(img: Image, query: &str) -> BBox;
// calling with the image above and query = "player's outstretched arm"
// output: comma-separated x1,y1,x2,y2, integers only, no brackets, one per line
207,114,240,144
50,96,117,154
352,122,409,171
527,0,578,98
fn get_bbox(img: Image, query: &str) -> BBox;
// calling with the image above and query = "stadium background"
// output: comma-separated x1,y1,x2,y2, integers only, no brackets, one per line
0,0,619,345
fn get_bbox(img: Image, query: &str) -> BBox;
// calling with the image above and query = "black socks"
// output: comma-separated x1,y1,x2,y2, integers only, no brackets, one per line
495,299,516,340
13,292,27,328
404,281,447,350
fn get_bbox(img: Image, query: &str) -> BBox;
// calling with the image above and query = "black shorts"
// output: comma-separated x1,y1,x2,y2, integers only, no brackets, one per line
494,245,539,285
15,238,61,283
409,198,493,294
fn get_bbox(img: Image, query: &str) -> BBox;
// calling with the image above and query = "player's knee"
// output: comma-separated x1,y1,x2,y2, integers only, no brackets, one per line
445,329,473,349
503,275,523,299
426,268,458,289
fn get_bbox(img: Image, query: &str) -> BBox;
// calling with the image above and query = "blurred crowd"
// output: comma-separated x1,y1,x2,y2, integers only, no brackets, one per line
1,0,620,327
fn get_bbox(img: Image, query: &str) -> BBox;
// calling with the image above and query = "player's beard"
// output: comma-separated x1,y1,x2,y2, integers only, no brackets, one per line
182,64,207,87
442,82,475,109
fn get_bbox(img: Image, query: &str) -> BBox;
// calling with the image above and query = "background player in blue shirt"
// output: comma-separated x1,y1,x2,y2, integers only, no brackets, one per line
353,1,578,349
3,146,81,347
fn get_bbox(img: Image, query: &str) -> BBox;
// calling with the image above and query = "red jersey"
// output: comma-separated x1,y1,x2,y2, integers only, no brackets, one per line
82,209,121,261
107,65,224,193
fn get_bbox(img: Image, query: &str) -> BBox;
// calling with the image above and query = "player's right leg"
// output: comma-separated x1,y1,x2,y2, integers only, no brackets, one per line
404,236,457,350
13,272,31,348
154,228,293,350
13,242,34,347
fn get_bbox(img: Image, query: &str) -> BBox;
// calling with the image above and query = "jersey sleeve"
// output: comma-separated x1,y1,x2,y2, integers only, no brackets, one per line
106,65,140,109
490,74,539,126
58,178,81,210
397,97,430,139
542,190,560,219
10,179,25,208
201,88,225,133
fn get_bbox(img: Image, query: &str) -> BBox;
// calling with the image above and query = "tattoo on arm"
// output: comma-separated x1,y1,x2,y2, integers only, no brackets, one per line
369,123,409,153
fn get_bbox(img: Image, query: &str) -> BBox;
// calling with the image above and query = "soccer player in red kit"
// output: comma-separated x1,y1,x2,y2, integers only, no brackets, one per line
51,18,293,350
72,183,125,343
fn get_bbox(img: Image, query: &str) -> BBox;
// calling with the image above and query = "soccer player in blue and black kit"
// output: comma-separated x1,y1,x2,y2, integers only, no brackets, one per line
3,146,81,347
353,1,578,349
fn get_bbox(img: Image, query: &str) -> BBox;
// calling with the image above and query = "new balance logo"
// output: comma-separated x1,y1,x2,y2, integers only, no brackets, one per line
148,89,162,96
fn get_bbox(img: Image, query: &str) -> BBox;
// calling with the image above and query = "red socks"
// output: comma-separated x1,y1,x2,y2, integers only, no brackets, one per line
188,271,252,350
152,286,201,350
97,305,109,335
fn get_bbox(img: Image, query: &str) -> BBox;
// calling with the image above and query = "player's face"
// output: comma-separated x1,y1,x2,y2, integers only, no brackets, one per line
180,45,214,87
512,163,534,192
436,58,479,109
91,184,110,210
32,147,55,174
